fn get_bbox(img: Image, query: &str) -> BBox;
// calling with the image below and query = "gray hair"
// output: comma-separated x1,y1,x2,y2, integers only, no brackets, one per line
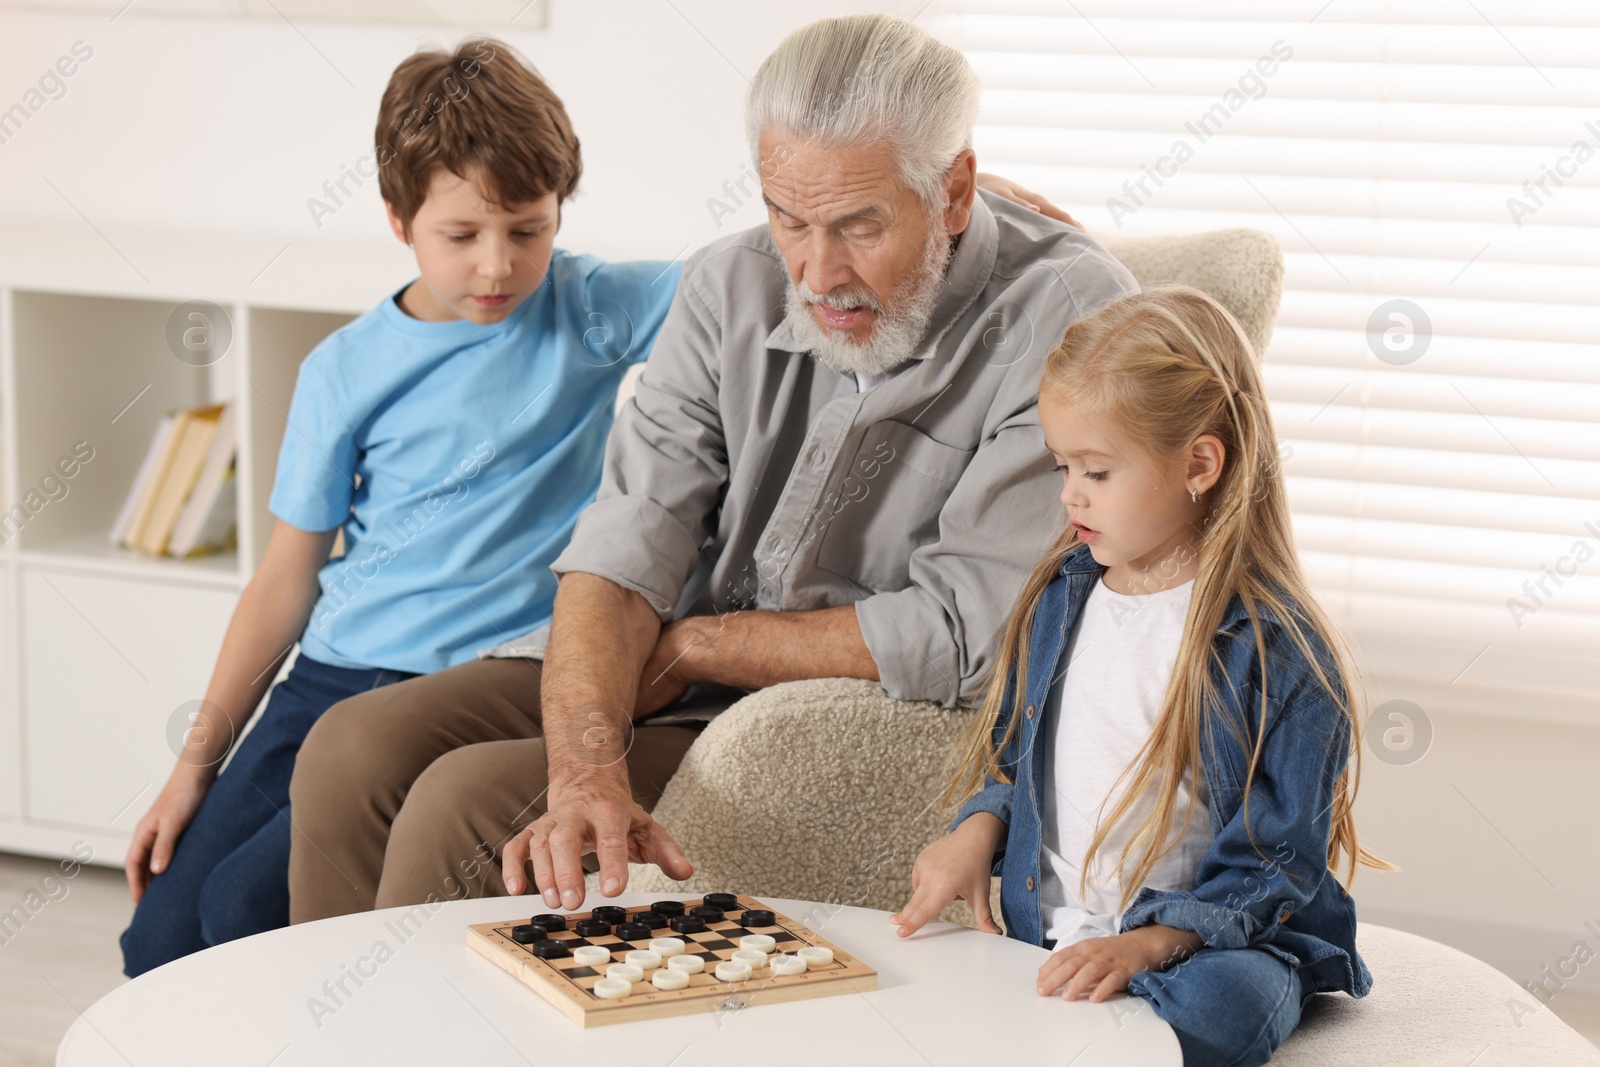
745,14,981,209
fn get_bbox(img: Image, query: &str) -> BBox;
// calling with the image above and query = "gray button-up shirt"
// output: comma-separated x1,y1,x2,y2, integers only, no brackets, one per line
498,190,1136,710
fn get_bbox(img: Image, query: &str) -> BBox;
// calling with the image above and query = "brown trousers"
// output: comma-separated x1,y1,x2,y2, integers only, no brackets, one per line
286,657,701,923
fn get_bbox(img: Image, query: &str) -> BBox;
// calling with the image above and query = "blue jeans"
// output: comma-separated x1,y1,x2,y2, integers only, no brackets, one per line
1127,947,1314,1067
120,654,415,977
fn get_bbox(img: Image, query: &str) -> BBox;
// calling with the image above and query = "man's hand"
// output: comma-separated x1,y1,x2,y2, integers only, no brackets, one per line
1037,924,1203,1002
501,778,695,909
975,172,1084,230
633,617,704,717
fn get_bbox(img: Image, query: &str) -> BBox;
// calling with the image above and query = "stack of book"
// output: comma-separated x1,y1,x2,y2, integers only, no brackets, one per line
110,403,238,558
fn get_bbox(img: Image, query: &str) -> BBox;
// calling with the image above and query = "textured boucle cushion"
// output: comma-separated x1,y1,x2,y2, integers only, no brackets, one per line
628,678,979,924
1277,924,1600,1065
1093,227,1284,358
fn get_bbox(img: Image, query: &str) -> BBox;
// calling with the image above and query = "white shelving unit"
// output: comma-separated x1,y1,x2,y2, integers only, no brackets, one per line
0,220,413,865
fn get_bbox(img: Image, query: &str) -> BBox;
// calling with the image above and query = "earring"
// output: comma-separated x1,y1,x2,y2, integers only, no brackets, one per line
1190,487,1198,503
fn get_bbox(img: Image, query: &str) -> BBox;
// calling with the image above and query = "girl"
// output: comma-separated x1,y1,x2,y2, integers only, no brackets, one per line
892,286,1391,1067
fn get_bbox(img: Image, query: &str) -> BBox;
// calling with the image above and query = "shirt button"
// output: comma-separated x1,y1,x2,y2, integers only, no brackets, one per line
1026,876,1035,891
808,446,826,469
1025,704,1035,719
1278,906,1291,924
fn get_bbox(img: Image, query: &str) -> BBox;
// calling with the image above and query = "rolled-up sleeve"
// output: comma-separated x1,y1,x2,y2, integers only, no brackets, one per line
855,378,1063,707
549,263,725,619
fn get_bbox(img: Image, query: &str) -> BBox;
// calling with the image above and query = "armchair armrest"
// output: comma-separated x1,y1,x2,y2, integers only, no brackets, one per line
627,677,999,927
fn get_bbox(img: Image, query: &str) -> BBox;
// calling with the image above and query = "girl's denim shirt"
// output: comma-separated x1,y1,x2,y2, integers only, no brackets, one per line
954,544,1372,998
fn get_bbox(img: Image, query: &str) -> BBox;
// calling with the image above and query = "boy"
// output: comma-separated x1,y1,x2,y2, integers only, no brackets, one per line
119,36,680,976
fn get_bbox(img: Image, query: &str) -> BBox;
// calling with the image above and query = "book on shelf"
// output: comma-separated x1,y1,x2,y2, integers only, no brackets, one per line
112,403,238,559
168,405,238,559
108,413,177,548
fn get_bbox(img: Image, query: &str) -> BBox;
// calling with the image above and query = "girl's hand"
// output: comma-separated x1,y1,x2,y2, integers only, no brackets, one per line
891,812,1005,937
1037,924,1204,1002
124,767,210,903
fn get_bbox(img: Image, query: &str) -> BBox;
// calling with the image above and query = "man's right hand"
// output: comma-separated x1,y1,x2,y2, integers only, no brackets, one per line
500,780,694,909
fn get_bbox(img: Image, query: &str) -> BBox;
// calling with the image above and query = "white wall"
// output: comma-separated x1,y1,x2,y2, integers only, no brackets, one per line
0,1,900,262
3,0,1597,1003
1354,710,1600,999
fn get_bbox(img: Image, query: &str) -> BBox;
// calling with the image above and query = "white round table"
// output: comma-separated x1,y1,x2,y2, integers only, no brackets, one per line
58,894,1180,1066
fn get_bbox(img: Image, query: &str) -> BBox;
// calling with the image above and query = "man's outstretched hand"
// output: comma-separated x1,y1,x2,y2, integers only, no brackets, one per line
501,782,694,910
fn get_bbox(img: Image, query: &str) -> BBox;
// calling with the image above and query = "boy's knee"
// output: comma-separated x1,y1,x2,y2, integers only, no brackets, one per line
121,881,210,977
197,827,291,947
119,911,177,979
197,871,286,948
120,853,209,977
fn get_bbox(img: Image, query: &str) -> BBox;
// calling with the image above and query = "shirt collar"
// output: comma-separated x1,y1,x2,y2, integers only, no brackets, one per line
763,191,999,358
1057,543,1253,630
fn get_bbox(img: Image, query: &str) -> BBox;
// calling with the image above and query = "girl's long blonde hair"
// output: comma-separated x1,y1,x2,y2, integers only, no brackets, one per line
944,285,1393,910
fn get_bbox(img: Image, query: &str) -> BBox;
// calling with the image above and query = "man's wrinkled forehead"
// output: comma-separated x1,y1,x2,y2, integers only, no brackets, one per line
761,191,887,229
756,129,913,224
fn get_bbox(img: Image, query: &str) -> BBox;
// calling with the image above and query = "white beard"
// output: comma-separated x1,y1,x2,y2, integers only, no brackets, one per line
782,220,952,377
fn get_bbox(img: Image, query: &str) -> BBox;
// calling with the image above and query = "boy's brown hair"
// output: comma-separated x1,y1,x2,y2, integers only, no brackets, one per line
376,36,581,235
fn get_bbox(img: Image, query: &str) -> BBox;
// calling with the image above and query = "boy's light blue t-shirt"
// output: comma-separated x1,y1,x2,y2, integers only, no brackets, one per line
268,249,682,674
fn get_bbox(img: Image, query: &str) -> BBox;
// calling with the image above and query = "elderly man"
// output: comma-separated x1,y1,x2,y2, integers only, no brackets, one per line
288,13,1134,920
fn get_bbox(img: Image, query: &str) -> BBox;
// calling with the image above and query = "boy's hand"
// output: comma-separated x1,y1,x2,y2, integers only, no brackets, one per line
1037,924,1204,1002
891,811,1005,937
975,172,1084,230
124,768,210,903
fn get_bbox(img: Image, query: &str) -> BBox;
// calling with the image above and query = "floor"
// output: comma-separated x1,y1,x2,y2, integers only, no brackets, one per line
1,852,133,1067
3,851,1599,1066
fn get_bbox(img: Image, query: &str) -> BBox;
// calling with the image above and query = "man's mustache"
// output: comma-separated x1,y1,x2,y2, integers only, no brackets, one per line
794,281,883,314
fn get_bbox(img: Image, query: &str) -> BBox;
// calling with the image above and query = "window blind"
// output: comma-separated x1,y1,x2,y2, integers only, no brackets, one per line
930,0,1600,720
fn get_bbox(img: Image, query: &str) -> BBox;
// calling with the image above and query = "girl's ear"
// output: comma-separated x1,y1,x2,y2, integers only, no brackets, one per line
1188,434,1226,495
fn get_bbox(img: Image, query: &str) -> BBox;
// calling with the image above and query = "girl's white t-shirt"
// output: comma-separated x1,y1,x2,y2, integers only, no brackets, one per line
1037,573,1214,947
